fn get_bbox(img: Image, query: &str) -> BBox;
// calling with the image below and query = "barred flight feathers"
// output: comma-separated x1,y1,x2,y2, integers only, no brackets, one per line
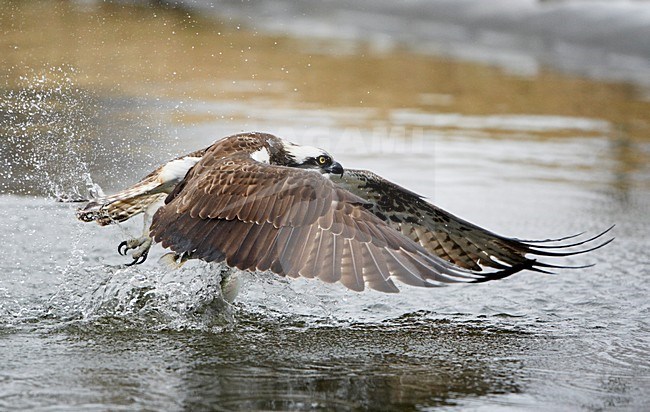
331,169,613,279
76,173,164,226
76,147,206,226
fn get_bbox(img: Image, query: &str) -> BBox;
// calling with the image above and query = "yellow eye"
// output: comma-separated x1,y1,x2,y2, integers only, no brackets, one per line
318,156,328,165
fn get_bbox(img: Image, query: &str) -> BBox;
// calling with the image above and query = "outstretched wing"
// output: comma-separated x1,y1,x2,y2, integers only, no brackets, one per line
76,171,166,226
77,148,206,226
150,154,497,293
331,169,613,278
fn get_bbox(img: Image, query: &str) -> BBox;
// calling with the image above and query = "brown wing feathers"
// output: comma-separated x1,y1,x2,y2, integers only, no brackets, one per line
151,155,488,292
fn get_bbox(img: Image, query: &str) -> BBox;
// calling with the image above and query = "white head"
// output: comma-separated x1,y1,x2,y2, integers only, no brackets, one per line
281,141,344,175
253,139,344,176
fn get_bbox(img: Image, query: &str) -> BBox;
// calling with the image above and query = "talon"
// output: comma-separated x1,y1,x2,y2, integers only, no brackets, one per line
118,241,128,256
120,236,152,266
125,253,146,266
137,251,149,265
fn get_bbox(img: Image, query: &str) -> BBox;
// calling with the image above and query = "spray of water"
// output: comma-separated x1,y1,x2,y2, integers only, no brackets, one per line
0,66,99,199
0,67,240,332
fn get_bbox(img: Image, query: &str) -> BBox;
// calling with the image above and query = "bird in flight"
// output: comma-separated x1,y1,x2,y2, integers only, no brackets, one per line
77,132,612,293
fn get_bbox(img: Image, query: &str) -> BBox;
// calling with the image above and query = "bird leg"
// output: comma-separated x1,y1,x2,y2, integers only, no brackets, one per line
220,270,242,303
118,197,163,266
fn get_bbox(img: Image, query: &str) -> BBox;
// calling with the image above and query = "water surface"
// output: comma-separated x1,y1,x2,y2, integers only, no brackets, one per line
1,1,649,410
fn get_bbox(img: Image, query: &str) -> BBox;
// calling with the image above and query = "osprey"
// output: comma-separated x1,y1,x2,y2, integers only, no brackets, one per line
78,132,612,293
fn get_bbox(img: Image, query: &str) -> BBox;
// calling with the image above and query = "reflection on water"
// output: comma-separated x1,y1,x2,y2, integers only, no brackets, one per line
2,318,528,410
1,1,649,411
149,319,526,410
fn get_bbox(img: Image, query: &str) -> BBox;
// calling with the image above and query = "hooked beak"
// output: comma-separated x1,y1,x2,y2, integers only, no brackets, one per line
325,161,344,177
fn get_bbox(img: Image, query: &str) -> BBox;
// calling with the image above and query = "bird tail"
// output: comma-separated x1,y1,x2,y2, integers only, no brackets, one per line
76,178,164,226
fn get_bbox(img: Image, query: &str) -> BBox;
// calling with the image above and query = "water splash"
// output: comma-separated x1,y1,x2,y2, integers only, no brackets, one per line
0,66,97,199
45,260,237,332
0,68,240,332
